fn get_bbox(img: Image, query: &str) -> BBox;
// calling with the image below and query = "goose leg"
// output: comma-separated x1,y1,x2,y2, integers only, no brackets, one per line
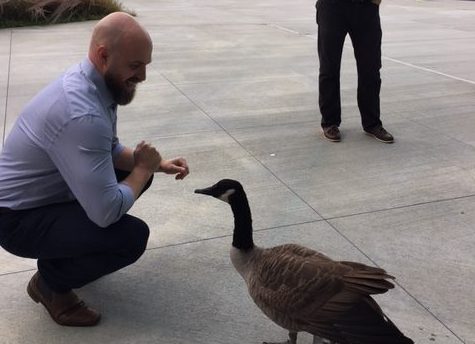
312,335,334,344
263,331,298,344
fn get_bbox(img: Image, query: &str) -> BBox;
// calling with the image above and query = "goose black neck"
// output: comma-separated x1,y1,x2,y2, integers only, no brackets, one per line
230,190,254,251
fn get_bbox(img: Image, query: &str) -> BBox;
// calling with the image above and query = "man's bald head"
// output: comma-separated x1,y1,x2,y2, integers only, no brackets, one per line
88,12,153,105
89,12,152,61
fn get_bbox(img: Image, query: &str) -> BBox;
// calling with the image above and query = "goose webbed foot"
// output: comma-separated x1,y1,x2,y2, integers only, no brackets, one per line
263,331,297,344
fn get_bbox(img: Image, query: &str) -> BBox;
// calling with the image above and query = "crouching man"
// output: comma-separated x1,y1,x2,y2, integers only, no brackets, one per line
0,12,189,326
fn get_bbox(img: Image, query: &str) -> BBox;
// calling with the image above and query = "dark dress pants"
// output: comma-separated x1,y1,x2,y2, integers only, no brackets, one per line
316,0,383,130
0,170,153,293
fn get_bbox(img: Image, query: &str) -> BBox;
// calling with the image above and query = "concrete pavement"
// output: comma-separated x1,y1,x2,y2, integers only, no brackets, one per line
1,0,474,343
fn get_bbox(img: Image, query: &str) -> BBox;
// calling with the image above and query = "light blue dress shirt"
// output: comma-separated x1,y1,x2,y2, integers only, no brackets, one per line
0,58,135,227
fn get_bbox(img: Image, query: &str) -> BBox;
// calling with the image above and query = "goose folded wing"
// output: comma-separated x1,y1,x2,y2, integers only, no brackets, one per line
249,252,350,315
270,243,333,261
340,261,395,295
299,261,395,321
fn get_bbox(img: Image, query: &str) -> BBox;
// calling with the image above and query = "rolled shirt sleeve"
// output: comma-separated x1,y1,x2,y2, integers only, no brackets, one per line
48,114,134,228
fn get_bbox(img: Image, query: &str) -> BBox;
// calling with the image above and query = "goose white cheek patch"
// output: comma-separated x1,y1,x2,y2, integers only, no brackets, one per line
219,189,235,203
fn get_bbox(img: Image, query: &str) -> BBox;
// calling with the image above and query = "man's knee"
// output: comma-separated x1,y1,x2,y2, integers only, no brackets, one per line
126,216,150,262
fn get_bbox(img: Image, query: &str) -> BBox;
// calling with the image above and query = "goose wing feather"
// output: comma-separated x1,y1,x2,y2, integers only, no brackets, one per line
247,244,398,340
248,244,351,314
340,261,395,295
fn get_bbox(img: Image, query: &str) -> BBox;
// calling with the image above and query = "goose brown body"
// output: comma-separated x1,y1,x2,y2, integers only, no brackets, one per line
231,244,409,344
196,179,413,344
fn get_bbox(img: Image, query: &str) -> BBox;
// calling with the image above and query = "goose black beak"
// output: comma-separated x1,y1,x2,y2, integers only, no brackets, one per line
194,186,214,196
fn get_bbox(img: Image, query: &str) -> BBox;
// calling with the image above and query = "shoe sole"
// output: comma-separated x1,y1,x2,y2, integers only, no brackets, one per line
321,130,341,142
364,131,394,144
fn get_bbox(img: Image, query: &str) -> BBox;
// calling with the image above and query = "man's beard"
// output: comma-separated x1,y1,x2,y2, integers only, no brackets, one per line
104,71,138,105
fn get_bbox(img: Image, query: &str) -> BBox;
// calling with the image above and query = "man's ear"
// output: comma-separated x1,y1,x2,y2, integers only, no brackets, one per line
97,45,109,68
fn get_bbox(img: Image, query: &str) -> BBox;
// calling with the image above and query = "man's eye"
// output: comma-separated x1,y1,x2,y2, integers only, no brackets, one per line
130,64,140,70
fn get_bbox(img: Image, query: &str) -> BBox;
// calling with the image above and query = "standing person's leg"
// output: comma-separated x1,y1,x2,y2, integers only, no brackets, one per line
349,1,383,130
316,0,349,130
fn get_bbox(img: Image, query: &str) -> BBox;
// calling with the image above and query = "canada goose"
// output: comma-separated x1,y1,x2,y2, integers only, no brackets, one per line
195,179,414,344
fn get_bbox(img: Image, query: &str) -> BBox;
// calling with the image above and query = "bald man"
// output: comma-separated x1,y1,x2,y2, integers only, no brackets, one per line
0,12,189,326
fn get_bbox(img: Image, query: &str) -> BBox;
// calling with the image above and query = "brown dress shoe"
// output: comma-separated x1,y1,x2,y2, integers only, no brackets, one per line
322,125,341,142
27,272,101,326
364,125,394,143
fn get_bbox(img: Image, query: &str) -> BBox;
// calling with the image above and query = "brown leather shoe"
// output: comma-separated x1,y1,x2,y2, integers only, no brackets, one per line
27,272,101,326
322,125,341,142
364,125,394,143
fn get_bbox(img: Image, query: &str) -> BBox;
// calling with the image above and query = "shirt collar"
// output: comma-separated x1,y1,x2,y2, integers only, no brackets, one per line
80,57,116,109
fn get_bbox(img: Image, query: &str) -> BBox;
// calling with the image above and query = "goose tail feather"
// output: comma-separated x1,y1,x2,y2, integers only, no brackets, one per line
335,298,414,344
341,261,396,295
